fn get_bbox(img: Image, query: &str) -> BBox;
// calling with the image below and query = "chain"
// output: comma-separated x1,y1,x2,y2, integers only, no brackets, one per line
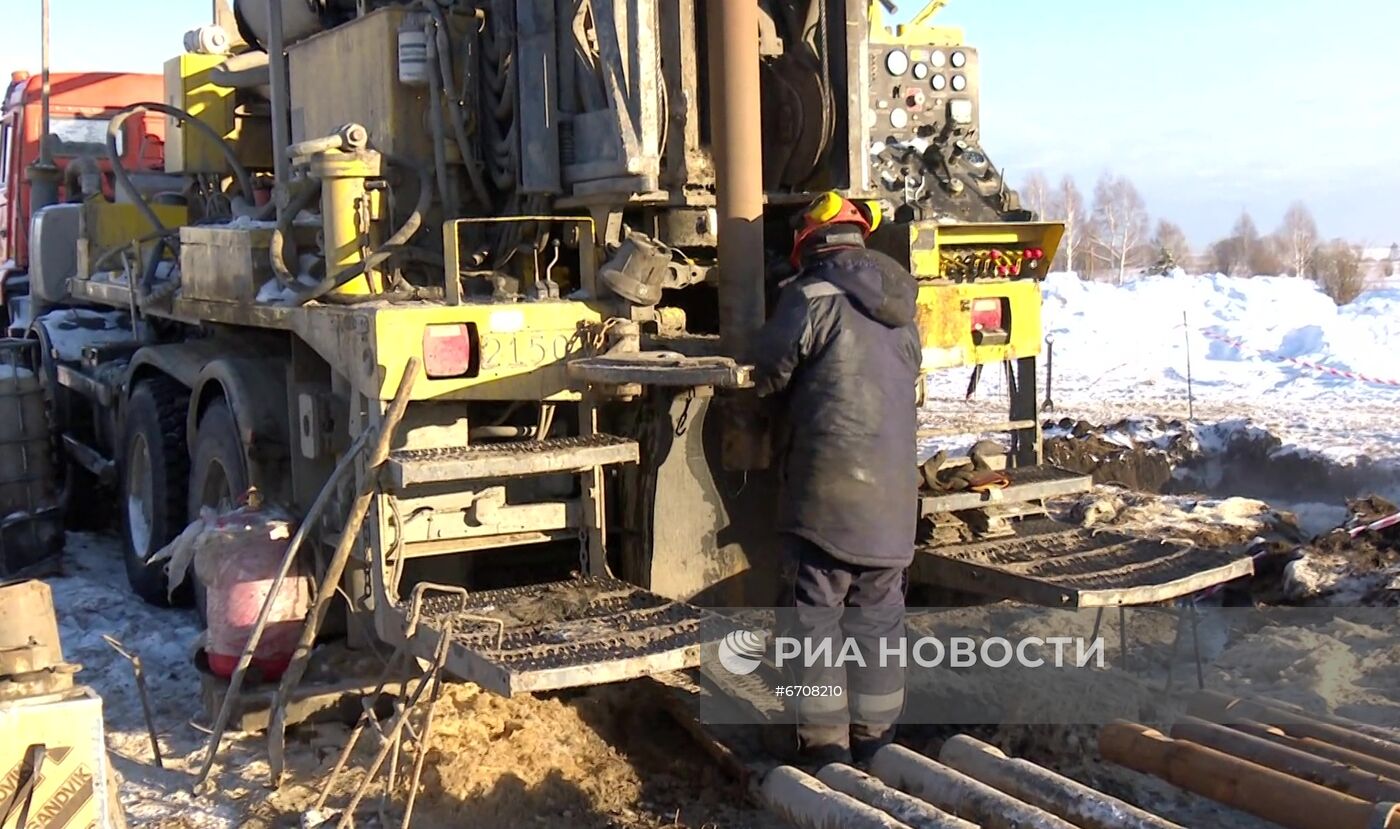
674,388,697,436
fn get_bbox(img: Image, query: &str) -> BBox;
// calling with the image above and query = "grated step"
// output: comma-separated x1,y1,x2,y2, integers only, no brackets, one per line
916,518,1254,607
919,464,1092,515
383,434,639,487
401,577,735,696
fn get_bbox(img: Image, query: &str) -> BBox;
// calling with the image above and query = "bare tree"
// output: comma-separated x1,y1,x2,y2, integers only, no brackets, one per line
1209,237,1245,276
1312,239,1365,304
1020,171,1052,219
1151,219,1190,272
1089,173,1150,284
1278,201,1319,278
1231,211,1260,277
1048,175,1087,274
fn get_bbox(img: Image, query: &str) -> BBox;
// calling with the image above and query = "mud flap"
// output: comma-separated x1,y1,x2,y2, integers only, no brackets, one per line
619,392,786,607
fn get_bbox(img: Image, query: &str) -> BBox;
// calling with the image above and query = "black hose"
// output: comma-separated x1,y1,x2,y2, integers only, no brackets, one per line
291,152,434,306
425,18,459,220
270,180,321,287
106,102,257,237
428,4,492,207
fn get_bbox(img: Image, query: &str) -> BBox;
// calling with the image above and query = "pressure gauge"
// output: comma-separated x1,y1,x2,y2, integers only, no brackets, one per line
885,49,910,76
889,108,910,129
952,74,968,92
930,74,947,91
912,62,930,80
951,51,967,68
930,50,947,68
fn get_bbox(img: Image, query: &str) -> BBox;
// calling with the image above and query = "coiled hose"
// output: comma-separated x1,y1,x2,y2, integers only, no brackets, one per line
106,101,256,238
290,151,434,306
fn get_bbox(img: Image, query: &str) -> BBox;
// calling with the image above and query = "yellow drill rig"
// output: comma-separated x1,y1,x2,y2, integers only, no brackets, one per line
18,0,1067,698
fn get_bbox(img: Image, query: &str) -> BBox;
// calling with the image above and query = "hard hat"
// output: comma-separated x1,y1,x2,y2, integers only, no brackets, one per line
791,191,882,266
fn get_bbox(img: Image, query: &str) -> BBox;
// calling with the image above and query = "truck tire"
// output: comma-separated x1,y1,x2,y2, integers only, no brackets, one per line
187,399,249,618
120,377,191,606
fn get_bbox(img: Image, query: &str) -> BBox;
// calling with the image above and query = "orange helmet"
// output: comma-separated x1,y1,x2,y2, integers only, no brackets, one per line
791,192,883,266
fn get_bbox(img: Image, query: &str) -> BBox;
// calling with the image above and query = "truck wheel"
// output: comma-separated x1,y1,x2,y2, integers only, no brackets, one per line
120,378,191,606
188,400,249,618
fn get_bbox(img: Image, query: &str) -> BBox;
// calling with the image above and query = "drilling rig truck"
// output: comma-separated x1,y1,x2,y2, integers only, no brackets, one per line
7,0,1077,698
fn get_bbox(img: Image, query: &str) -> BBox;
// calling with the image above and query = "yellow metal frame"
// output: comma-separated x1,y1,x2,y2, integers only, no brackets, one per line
442,215,598,304
870,0,964,47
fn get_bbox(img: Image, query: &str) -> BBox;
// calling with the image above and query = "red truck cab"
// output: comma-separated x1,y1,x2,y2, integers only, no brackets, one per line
0,70,166,310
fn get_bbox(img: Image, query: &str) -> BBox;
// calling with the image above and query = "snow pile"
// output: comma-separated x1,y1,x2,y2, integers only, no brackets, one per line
1042,272,1400,398
1032,272,1400,464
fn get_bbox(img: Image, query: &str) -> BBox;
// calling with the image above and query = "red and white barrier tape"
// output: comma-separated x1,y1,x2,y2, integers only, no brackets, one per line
1202,328,1400,388
1349,511,1400,538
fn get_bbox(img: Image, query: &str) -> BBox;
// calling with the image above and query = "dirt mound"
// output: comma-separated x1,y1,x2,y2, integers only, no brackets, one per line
411,683,779,829
1041,414,1192,492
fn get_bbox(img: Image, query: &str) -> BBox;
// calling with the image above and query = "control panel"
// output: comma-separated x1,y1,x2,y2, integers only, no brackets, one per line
866,41,1014,225
870,44,981,149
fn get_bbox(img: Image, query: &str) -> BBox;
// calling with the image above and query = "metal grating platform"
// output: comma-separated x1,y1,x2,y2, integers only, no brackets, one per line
919,464,1092,515
398,577,735,696
915,518,1254,607
383,434,639,487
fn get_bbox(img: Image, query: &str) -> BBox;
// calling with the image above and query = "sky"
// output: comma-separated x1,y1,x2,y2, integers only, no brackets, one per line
3,0,1398,247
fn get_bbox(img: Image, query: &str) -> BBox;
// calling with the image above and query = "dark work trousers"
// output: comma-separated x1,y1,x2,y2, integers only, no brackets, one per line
779,532,907,761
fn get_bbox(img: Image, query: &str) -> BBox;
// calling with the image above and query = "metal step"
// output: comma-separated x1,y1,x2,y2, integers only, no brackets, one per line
914,518,1254,607
919,464,1092,515
383,434,639,487
397,578,735,696
567,353,753,388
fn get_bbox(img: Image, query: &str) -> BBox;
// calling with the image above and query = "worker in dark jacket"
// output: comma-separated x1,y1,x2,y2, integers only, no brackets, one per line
753,192,922,764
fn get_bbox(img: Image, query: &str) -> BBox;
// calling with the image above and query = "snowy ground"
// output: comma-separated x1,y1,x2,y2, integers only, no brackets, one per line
924,271,1400,485
1039,271,1400,464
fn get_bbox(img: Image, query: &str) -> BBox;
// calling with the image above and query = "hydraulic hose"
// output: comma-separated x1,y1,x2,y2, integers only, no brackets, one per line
427,4,492,207
107,102,257,236
208,51,271,90
424,18,459,220
291,151,434,306
269,180,321,287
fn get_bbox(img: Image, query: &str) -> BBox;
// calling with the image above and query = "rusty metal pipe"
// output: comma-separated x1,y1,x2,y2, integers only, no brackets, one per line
1190,691,1400,767
1255,695,1400,744
1099,721,1400,829
761,765,914,829
815,764,977,829
1230,719,1400,783
706,0,765,355
1171,716,1400,804
938,735,1180,829
869,745,1076,829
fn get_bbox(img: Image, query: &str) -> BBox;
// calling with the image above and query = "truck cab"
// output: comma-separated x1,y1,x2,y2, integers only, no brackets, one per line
0,70,166,331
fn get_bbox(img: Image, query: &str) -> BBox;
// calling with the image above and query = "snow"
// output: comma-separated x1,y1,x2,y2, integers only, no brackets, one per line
36,308,134,362
926,271,1400,467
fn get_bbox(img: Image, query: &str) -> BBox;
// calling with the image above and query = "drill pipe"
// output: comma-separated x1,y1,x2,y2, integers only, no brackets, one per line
1099,721,1400,829
869,744,1077,829
1170,716,1400,804
1254,695,1400,744
706,0,765,355
1230,719,1400,783
816,764,977,829
1190,690,1400,767
938,734,1180,829
760,766,913,829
